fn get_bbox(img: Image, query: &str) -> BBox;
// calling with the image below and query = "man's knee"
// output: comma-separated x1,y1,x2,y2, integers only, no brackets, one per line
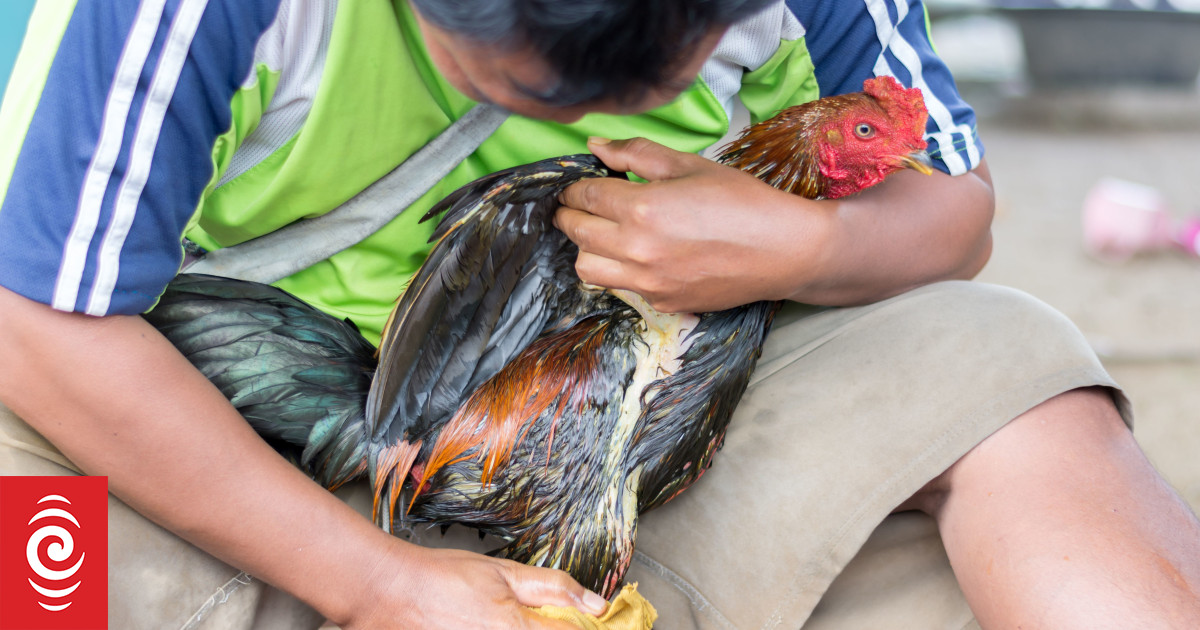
908,386,1128,520
885,282,1131,517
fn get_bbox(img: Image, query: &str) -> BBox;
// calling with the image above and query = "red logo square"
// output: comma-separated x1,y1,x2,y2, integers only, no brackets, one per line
0,476,108,630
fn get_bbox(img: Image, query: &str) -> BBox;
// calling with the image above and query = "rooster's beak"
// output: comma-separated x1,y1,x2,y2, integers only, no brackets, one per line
897,150,935,175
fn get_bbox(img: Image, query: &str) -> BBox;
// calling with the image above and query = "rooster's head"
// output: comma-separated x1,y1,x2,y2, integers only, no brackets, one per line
717,75,933,200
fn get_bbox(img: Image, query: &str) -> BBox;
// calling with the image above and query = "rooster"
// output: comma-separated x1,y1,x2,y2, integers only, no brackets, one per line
145,76,931,598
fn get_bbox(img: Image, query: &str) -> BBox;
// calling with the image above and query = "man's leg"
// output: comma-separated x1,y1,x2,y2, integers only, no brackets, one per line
909,387,1200,629
625,281,1127,629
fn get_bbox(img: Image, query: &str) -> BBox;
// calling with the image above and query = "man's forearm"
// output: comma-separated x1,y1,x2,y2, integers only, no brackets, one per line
0,286,404,626
786,159,995,306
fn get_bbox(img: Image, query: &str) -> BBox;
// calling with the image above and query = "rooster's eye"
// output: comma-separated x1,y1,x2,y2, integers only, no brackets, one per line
854,123,875,139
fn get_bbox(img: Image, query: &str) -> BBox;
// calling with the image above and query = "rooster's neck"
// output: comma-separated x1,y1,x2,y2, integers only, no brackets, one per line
716,101,864,201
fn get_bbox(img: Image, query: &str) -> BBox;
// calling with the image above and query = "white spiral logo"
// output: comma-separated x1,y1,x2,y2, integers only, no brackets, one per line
26,494,85,612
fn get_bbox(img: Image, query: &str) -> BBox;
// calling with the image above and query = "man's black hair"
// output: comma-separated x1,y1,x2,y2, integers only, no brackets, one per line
409,0,775,107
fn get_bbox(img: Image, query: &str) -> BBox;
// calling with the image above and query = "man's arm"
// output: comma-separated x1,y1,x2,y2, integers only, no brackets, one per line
554,137,994,313
0,285,603,629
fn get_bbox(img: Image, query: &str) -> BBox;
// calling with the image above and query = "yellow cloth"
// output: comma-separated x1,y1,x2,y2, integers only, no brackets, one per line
534,584,658,630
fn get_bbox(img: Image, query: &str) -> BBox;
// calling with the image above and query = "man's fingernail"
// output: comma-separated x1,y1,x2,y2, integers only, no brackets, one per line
583,590,608,614
588,136,612,146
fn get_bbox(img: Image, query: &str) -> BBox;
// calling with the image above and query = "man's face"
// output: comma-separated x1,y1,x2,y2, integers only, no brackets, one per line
415,11,726,123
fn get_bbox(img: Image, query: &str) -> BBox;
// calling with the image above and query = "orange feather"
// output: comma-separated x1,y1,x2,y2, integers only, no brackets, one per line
409,318,612,506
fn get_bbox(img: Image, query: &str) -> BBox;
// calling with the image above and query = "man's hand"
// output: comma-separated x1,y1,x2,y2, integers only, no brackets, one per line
556,136,995,312
350,547,607,629
556,137,826,313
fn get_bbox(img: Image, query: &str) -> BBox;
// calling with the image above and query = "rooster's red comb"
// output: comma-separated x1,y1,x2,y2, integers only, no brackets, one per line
863,76,927,140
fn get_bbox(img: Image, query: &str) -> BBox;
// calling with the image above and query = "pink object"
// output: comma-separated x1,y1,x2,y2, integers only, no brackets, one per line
1179,218,1200,257
1082,178,1200,261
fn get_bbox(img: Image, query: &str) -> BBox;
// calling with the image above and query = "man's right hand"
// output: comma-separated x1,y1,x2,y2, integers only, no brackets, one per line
347,546,606,629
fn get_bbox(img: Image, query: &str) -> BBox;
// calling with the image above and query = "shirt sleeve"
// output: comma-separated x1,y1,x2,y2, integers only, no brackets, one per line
0,0,282,316
785,0,983,176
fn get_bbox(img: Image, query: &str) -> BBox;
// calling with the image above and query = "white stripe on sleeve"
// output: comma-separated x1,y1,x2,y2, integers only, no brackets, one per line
864,0,978,175
52,0,169,311
86,0,212,315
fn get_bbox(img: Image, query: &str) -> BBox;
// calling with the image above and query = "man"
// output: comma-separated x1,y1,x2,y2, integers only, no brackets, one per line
1,1,1197,628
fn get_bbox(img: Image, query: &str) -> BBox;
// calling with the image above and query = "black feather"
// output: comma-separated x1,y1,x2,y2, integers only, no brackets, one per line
144,274,376,490
366,155,613,445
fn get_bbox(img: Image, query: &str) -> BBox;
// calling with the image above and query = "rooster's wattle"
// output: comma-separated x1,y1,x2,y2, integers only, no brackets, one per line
144,76,931,598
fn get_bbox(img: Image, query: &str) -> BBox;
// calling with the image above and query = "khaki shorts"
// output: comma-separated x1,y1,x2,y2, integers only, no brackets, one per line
0,281,1128,629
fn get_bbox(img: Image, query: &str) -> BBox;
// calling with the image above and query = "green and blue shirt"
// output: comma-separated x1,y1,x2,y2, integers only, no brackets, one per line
0,0,983,345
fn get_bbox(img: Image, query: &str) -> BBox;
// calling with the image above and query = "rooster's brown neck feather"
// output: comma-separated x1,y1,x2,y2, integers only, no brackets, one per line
716,94,877,199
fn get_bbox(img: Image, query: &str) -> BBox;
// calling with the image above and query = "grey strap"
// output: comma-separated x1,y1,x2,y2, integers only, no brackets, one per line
185,104,510,283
